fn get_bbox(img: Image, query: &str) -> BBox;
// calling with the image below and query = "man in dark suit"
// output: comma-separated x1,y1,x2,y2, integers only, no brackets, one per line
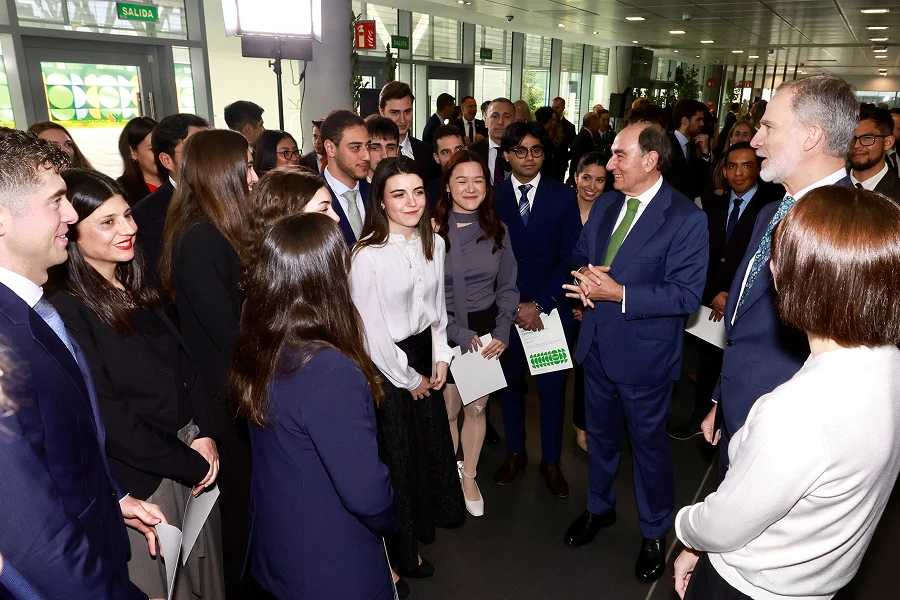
421,92,455,150
552,96,577,175
714,102,740,156
569,111,601,183
364,115,399,183
320,110,371,247
669,142,781,441
425,125,465,208
453,95,488,144
469,97,515,185
665,99,711,200
561,122,708,583
223,100,265,147
493,121,582,499
593,109,615,162
132,113,209,286
299,118,327,173
379,81,439,183
0,128,165,599
849,104,900,202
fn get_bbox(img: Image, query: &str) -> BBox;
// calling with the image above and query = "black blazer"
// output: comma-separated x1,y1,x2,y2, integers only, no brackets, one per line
569,128,597,182
452,118,487,143
300,151,323,173
421,114,443,148
132,179,175,287
117,176,152,207
468,138,509,184
665,133,711,200
51,290,218,500
407,134,440,183
700,182,783,305
873,165,900,202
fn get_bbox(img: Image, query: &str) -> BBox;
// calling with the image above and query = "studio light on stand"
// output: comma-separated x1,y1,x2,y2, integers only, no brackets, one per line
221,0,322,129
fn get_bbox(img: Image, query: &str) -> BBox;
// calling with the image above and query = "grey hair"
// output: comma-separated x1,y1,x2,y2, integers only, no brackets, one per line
634,122,673,173
776,75,857,158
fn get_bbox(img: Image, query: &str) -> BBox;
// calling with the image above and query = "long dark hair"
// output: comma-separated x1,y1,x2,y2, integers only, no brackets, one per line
160,129,251,301
60,169,159,335
230,214,383,427
27,122,94,169
354,156,434,261
117,117,157,191
433,150,505,253
253,130,298,175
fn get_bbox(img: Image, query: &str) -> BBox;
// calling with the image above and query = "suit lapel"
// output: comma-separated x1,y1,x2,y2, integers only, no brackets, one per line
28,310,92,409
609,187,670,274
323,180,357,245
594,196,624,264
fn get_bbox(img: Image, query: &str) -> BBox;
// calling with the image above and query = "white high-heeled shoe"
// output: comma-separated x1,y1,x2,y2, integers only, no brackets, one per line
460,467,484,517
457,460,464,480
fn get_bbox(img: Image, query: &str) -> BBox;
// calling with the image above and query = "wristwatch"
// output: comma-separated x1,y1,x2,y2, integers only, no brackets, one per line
573,265,588,286
533,301,545,314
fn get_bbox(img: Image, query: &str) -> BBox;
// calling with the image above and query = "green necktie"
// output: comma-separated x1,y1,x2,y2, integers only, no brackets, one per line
603,197,640,266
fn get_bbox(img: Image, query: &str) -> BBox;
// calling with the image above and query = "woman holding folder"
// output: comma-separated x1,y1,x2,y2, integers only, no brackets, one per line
433,150,519,517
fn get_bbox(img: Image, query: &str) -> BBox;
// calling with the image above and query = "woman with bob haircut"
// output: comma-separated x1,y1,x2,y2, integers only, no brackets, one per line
433,150,519,518
230,213,397,600
350,156,464,591
253,130,301,175
674,186,900,600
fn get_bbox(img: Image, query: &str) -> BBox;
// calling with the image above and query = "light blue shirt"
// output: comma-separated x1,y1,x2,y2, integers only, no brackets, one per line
323,164,366,221
728,183,758,222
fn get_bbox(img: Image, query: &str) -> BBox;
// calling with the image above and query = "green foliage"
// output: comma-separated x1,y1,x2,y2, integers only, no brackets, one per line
725,78,741,104
350,11,367,113
521,70,545,117
674,66,701,101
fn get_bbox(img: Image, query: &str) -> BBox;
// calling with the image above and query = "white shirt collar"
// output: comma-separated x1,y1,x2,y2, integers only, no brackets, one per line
673,129,690,148
0,266,43,308
323,164,359,198
400,134,413,158
489,138,501,152
169,175,177,189
793,167,848,200
510,171,541,192
630,174,664,205
850,162,889,191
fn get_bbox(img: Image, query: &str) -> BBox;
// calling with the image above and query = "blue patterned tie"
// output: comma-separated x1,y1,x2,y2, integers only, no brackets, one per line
518,184,533,226
33,297,76,359
736,195,795,311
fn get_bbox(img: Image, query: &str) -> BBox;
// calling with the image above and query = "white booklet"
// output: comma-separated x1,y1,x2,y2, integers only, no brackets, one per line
685,305,727,349
449,333,508,405
515,309,573,376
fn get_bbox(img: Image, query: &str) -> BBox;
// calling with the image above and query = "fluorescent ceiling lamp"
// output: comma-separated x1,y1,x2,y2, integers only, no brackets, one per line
674,50,679,53
700,40,714,44
633,40,639,43
592,31,599,35
862,9,890,14
871,37,889,41
558,23,566,28
670,30,685,34
867,26,889,30
626,16,645,21
222,0,321,40
875,49,888,53
732,50,744,53
748,55,759,58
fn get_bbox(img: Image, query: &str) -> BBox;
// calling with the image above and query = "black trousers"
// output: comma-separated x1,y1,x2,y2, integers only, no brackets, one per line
690,341,723,422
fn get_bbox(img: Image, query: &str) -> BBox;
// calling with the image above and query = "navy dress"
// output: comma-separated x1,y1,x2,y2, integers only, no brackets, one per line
248,347,397,600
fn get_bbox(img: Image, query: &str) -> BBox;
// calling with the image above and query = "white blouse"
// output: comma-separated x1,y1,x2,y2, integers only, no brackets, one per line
350,232,453,390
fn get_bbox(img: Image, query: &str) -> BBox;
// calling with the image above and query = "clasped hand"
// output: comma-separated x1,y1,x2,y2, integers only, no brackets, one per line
411,361,449,400
562,264,624,308
469,334,507,360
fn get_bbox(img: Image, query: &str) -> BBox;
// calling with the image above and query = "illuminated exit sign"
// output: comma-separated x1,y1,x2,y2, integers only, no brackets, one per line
116,2,159,23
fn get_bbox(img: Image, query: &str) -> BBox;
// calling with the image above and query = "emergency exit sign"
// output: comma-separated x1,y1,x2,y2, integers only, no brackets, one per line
116,2,159,22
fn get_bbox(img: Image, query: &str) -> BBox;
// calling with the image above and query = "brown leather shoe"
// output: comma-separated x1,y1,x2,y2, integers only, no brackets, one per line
493,451,528,485
539,460,569,498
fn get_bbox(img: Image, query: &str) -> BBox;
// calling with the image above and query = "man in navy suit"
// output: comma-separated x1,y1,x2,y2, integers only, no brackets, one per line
320,110,371,247
562,122,708,584
698,76,858,478
421,92,456,151
379,81,439,183
493,121,582,498
0,128,165,599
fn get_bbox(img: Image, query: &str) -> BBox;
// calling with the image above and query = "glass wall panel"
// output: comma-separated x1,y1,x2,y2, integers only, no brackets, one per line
352,2,398,56
474,25,511,104
589,47,611,110
16,0,187,39
857,90,900,108
173,47,195,114
522,34,551,115
412,13,460,62
559,41,583,123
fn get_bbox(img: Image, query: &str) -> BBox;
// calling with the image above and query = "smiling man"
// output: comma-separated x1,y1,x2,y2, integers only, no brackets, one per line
320,110,371,247
469,97,516,185
848,104,900,202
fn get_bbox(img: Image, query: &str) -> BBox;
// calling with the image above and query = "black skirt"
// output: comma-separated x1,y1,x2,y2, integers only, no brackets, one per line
447,303,499,385
376,328,466,573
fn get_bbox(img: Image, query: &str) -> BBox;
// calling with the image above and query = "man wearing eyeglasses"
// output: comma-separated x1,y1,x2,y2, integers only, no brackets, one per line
493,121,581,499
848,104,900,202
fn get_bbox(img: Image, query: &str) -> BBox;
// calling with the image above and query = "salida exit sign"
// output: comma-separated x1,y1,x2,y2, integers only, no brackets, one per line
116,2,159,23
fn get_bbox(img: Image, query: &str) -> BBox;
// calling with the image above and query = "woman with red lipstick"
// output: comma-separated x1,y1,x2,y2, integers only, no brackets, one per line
49,169,225,599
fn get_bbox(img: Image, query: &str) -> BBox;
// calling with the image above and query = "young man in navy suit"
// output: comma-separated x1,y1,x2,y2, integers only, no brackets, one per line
0,128,166,599
561,122,708,583
379,81,439,183
493,121,582,498
320,110,371,247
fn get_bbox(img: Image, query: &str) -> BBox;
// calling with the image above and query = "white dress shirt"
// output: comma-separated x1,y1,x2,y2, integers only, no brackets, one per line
349,233,453,390
488,139,502,181
323,164,366,222
611,174,663,312
509,172,541,211
316,153,324,173
399,134,414,159
461,117,477,140
0,265,42,307
677,345,900,600
673,129,691,160
850,162,888,191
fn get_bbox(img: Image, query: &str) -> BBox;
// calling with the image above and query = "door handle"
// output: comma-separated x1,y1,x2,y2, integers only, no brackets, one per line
147,91,156,119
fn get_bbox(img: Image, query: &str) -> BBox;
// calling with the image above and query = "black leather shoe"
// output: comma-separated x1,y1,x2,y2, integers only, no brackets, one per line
539,460,569,498
394,576,410,599
396,556,434,579
563,509,616,547
493,451,527,485
635,537,666,583
485,420,501,444
669,420,703,440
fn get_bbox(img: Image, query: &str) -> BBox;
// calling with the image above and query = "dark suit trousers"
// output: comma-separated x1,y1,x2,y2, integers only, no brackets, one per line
582,341,674,539
692,341,723,422
499,329,568,464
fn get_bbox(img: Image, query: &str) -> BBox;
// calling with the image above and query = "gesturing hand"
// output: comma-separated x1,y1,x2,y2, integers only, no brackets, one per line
480,338,507,360
430,361,448,390
190,437,219,497
121,496,168,557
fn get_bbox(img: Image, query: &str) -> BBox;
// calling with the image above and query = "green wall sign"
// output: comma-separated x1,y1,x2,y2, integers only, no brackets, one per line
391,35,410,50
480,47,493,60
116,2,159,23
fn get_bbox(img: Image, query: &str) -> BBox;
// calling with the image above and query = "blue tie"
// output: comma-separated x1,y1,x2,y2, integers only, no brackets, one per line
33,297,76,359
725,197,743,242
518,184,533,226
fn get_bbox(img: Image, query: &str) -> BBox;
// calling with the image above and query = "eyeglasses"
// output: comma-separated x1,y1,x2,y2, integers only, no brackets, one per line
851,134,889,147
278,149,301,159
511,146,544,159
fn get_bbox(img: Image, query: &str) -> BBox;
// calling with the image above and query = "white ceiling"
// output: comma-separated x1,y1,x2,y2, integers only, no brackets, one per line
385,0,900,76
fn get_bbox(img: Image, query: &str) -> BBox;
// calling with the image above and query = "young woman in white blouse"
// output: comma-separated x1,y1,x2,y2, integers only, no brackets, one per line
674,186,900,600
350,156,465,595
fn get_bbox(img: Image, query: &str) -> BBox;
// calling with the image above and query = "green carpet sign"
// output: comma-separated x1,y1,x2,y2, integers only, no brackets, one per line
116,2,159,23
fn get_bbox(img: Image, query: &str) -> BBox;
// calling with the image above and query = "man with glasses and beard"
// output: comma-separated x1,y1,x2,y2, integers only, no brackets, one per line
848,104,900,202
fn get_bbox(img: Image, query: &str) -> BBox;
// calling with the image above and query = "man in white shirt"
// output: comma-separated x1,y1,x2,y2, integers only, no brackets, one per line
468,97,515,185
452,95,487,144
378,81,439,183
320,110,371,247
848,104,900,202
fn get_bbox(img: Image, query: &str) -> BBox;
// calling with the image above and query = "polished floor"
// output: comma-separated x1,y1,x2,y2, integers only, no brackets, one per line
416,335,896,600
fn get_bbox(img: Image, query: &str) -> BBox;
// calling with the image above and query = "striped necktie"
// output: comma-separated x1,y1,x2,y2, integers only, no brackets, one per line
736,195,795,311
518,184,533,226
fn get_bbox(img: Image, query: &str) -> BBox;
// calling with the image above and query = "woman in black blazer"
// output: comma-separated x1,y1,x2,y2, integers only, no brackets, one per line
50,169,224,598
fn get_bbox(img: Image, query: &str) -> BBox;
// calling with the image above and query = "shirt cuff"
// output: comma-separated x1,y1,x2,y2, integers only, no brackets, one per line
674,505,692,547
620,286,626,314
119,493,130,503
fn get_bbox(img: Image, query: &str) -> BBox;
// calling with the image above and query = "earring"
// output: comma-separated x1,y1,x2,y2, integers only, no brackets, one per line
381,203,385,210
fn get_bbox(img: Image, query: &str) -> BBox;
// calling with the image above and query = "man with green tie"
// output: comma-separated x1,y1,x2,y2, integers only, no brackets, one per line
561,122,709,584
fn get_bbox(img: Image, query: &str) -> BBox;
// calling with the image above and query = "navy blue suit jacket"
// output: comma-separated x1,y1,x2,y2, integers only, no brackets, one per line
495,176,581,315
249,348,396,599
0,284,144,599
321,175,370,247
571,179,709,385
131,179,175,288
714,177,853,439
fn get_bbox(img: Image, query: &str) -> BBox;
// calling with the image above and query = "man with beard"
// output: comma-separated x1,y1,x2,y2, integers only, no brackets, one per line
665,99,711,200
848,104,900,202
320,110,371,247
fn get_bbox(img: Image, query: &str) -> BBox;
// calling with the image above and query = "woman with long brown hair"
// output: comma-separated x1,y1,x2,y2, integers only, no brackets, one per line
433,150,518,518
230,213,396,600
117,116,162,206
350,156,464,590
159,127,258,599
27,121,94,169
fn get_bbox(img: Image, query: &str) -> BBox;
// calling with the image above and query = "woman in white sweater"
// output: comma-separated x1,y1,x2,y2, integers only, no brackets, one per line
674,185,900,600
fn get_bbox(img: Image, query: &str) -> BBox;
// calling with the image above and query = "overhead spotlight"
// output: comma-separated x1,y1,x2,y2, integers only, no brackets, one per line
748,55,759,58
592,31,599,35
867,26,889,30
633,40,639,43
732,50,744,53
557,23,566,28
700,40,714,44
670,30,685,34
870,37,889,42
695,55,700,58
626,16,645,21
674,50,679,53
875,48,888,53
862,8,890,14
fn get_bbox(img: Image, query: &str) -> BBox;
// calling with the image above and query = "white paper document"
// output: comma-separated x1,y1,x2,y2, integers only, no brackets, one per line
155,524,183,600
515,309,573,376
449,334,508,405
685,305,727,349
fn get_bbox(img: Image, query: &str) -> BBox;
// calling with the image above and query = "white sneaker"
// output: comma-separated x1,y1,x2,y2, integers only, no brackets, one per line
460,468,484,517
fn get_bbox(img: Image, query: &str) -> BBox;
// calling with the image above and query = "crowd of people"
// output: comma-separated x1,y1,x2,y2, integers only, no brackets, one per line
0,72,899,600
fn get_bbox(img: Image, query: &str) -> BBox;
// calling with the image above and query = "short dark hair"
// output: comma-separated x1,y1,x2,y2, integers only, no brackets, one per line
379,81,414,109
480,100,490,113
224,100,264,131
311,118,324,130
730,102,740,112
575,151,607,174
501,121,550,152
365,115,399,142
672,99,707,129
0,128,68,215
772,185,900,346
582,112,600,128
436,93,455,112
460,95,475,105
723,141,762,167
151,113,210,177
628,104,669,129
859,104,894,136
597,109,610,117
321,109,366,146
891,108,900,116
431,124,464,151
533,106,555,127
636,123,673,173
490,97,516,115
